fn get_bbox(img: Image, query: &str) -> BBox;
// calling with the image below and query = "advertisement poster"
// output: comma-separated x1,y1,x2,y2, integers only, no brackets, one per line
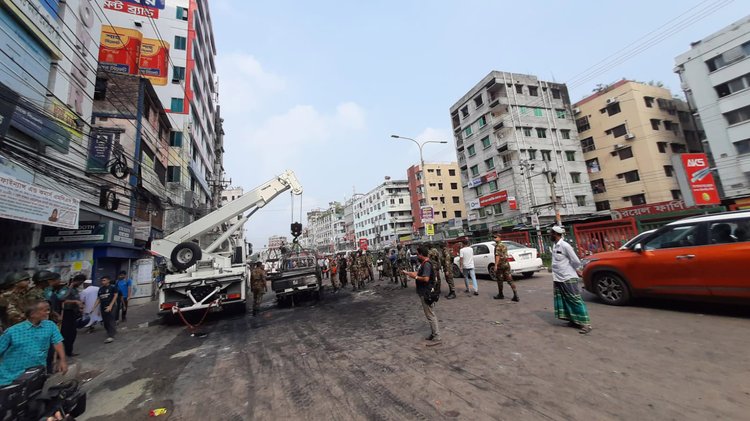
508,196,518,210
0,175,79,229
479,190,508,207
425,224,435,236
86,130,114,172
420,206,434,222
120,0,165,9
680,153,720,206
99,26,143,75
104,0,160,18
139,38,169,85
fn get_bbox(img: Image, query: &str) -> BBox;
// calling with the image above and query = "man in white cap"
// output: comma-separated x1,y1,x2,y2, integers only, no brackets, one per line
549,226,592,334
80,279,102,332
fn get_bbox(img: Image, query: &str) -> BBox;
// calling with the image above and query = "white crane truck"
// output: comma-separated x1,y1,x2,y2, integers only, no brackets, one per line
151,170,303,319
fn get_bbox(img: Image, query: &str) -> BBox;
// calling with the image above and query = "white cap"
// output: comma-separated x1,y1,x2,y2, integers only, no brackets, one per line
551,225,565,234
83,279,93,285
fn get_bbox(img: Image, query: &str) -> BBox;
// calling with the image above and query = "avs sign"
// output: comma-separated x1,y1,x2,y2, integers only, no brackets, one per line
674,153,720,206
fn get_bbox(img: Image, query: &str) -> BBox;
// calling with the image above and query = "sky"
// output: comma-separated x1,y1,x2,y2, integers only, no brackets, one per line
209,0,741,249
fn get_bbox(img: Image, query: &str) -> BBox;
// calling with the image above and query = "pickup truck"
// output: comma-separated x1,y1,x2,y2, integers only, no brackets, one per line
268,250,322,306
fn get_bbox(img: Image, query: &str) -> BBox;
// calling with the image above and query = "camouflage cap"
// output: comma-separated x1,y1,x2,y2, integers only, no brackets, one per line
35,270,61,283
10,272,32,284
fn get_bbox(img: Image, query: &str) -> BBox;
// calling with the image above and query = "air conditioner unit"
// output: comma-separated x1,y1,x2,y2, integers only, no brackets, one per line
613,144,625,150
624,133,636,140
573,107,581,114
606,97,618,105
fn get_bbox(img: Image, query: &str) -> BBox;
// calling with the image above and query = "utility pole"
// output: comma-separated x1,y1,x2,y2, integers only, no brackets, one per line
544,169,562,225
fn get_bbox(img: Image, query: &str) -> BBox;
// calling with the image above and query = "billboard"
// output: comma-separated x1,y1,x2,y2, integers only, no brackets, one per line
120,0,165,9
673,153,720,206
479,190,508,207
0,174,80,229
139,38,170,85
99,25,143,75
420,206,434,222
104,0,160,18
508,196,518,210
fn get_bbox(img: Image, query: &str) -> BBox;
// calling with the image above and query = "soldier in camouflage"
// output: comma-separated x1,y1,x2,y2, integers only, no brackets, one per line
250,262,268,316
0,272,32,329
396,245,409,288
493,232,519,302
428,243,443,294
349,253,360,291
442,243,457,299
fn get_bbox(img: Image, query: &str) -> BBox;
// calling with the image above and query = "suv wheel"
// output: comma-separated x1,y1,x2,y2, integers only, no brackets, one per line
594,272,631,306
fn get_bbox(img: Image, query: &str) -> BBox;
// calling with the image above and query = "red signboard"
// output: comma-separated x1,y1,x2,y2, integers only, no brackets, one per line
98,26,143,75
681,153,720,206
483,170,498,182
139,38,170,86
479,190,508,207
358,237,369,251
508,196,518,210
103,0,159,18
611,200,695,219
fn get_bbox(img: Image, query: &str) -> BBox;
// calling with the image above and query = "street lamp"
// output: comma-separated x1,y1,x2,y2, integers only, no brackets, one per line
391,134,448,239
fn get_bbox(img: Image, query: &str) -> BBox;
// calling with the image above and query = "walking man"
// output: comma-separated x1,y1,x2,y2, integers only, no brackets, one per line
80,280,102,332
250,262,267,316
396,245,409,288
338,254,348,287
402,246,441,346
458,241,478,295
94,276,118,343
493,232,519,302
60,274,85,357
549,226,592,334
441,243,456,299
115,271,133,322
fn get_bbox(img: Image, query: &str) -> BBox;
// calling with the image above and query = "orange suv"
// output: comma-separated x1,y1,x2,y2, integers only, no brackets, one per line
581,210,750,305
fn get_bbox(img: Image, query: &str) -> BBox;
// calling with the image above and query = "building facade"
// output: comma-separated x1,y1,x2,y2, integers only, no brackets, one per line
219,186,245,243
675,16,750,201
450,71,596,235
353,178,412,249
573,80,702,211
305,202,345,253
406,162,466,233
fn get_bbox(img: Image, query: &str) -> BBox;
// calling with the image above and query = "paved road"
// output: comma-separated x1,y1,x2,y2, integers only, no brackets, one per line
75,272,750,420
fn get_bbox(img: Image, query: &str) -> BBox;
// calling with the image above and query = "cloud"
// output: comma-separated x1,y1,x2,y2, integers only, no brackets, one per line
217,52,285,112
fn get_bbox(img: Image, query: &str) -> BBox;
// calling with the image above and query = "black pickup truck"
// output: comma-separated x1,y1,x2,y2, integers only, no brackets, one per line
268,252,322,306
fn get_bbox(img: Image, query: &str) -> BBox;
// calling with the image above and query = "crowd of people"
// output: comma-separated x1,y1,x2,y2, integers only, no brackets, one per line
0,269,135,387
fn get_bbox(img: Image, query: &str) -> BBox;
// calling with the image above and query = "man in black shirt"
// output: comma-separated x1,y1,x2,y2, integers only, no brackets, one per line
403,246,441,346
94,276,118,344
61,274,85,356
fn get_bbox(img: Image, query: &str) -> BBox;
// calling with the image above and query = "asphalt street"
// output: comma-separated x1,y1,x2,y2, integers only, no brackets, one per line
72,272,750,421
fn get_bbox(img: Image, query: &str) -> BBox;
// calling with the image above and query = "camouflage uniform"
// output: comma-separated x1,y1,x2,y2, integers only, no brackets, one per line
442,245,456,296
382,252,393,279
0,272,33,329
428,245,443,294
250,266,267,315
358,253,369,289
349,255,360,291
494,241,518,301
396,247,409,288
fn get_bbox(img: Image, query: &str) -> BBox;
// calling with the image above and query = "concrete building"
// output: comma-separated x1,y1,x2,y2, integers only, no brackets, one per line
101,0,223,233
219,186,245,242
353,177,412,249
305,202,345,253
675,16,750,201
341,195,360,251
406,162,466,235
450,71,596,236
573,80,702,211
267,235,287,250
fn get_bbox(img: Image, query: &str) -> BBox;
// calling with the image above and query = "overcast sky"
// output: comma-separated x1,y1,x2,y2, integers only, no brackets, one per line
210,0,740,249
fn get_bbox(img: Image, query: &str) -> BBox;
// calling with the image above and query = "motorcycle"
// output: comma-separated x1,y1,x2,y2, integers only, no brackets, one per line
0,365,86,421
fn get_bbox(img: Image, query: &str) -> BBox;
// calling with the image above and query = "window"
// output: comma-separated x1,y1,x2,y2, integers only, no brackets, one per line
452,196,460,204
449,169,456,176
565,151,576,161
488,180,498,192
670,143,687,153
470,165,479,176
478,116,487,128
170,97,184,112
474,94,484,107
528,149,537,160
643,224,702,250
441,210,447,218
570,172,581,183
735,139,750,154
671,190,682,200
580,137,595,152
174,35,187,50
551,88,561,99
617,147,633,160
724,104,750,125
591,179,606,194
651,119,660,130
605,124,628,138
586,158,601,173
657,142,668,153
399,198,404,204
528,86,538,96
169,131,183,147
481,136,491,149
520,106,528,115
450,182,458,190
438,183,444,190
576,195,586,206
576,116,590,132
523,127,532,136
561,129,571,140
541,150,552,161
167,166,181,182
644,96,654,108
664,165,674,177
595,200,611,211
436,169,441,176
706,41,750,72
556,109,566,119
515,84,523,94
454,210,462,218
476,185,484,196
536,128,547,138
606,102,621,116
94,77,107,100
172,66,186,82
533,108,543,117
485,157,495,170
467,144,476,156
176,6,189,20
464,126,473,137
625,194,647,206
461,106,469,118
618,170,640,183
492,204,502,215
710,219,750,243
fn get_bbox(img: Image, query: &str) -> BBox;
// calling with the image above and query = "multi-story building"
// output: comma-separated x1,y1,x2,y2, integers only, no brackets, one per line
406,162,466,234
267,235,287,250
353,177,412,249
341,195,360,251
450,71,596,236
675,16,750,202
219,186,244,242
573,80,702,211
305,202,345,253
101,0,222,233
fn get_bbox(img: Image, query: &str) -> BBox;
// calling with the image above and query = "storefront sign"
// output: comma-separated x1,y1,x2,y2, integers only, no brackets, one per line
0,175,79,229
42,222,107,243
1,0,63,58
420,206,434,222
611,200,695,220
508,196,518,210
468,199,481,210
483,170,497,182
479,190,508,207
425,223,435,236
104,0,159,18
133,220,151,241
111,221,134,246
11,97,71,153
139,38,169,85
680,153,720,206
119,0,165,9
98,26,143,75
86,130,114,172
467,178,482,188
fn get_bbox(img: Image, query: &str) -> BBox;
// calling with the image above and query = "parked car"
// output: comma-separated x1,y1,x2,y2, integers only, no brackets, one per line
453,241,544,279
582,210,750,305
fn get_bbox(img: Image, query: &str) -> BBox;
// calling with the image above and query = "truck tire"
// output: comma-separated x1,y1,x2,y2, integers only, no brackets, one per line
171,242,202,271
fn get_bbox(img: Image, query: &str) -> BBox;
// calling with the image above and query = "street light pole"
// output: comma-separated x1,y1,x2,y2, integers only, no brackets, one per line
391,135,448,240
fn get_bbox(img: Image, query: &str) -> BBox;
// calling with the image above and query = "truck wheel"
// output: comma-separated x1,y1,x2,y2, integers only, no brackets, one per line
171,242,202,271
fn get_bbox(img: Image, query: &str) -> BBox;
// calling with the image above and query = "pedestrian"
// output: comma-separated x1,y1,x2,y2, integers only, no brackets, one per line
458,241,479,295
94,276,119,343
80,279,102,332
382,250,393,282
396,245,409,288
389,249,398,283
428,243,443,294
549,226,592,334
60,274,85,357
43,273,68,324
0,272,32,329
0,301,67,386
402,246,441,346
493,232,519,302
329,257,340,292
358,251,369,289
115,270,133,322
338,254,348,287
442,244,457,299
250,262,267,316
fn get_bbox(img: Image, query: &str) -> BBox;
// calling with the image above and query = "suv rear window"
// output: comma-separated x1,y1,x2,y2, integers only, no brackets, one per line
709,218,750,244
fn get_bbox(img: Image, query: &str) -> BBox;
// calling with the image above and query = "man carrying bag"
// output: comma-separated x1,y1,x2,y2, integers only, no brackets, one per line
403,246,441,346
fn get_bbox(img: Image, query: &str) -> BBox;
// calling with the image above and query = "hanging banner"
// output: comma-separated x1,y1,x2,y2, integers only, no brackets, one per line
479,190,508,207
425,223,435,236
86,131,114,173
508,196,518,210
358,237,369,251
139,38,169,85
483,170,498,182
677,153,720,206
98,26,143,75
0,174,79,229
119,0,165,9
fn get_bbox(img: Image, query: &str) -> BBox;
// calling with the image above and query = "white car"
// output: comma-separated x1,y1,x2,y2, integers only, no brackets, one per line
453,241,544,279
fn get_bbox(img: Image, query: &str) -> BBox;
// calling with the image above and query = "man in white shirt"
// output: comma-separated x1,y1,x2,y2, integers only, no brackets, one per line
80,280,102,332
550,226,592,334
458,241,478,296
